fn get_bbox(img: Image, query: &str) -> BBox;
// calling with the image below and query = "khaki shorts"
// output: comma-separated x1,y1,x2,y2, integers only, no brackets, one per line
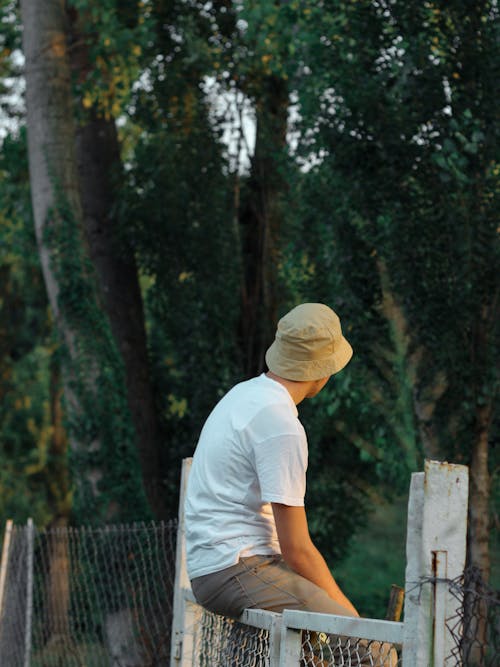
191,554,356,620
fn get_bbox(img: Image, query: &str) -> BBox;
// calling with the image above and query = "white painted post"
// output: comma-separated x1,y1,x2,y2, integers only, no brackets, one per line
0,520,13,628
181,598,202,665
24,518,34,667
402,472,427,665
170,458,202,667
402,460,468,667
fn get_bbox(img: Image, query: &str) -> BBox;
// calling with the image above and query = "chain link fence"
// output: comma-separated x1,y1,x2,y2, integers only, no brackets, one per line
300,631,401,666
404,566,500,666
190,604,404,667
446,566,500,667
189,569,499,667
0,521,177,667
194,609,271,666
1,519,499,666
193,610,402,666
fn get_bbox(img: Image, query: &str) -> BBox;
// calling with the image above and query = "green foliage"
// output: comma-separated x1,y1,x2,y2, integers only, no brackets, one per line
292,0,499,470
44,174,151,524
119,97,241,511
69,0,156,118
0,130,55,526
0,0,21,57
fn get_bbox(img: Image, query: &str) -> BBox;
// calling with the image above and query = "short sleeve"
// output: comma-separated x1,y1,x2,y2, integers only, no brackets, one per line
253,431,308,506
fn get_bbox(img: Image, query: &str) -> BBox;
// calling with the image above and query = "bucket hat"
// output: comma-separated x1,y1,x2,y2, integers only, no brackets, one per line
265,303,353,381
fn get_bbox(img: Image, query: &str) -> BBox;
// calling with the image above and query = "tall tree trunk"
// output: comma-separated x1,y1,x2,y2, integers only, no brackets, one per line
76,116,165,518
45,518,71,640
20,0,88,457
20,0,76,649
468,402,492,580
47,355,71,520
239,75,288,376
66,9,166,520
20,0,149,524
42,357,75,649
462,402,492,665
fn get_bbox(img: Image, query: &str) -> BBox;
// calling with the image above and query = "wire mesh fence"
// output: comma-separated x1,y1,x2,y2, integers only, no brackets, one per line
300,631,401,666
445,566,500,667
2,517,499,666
194,609,271,667
0,520,177,667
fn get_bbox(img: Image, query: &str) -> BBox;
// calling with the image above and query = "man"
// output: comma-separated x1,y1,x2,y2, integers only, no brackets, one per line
185,302,359,619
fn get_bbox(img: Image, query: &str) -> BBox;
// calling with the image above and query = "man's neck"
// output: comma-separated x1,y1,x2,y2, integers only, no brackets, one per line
265,371,310,405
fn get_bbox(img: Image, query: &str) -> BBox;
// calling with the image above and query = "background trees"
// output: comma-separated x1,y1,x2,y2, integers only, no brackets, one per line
1,0,498,616
291,0,499,581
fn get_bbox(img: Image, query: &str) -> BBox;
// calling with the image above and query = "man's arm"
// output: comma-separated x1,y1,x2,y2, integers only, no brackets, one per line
272,502,359,616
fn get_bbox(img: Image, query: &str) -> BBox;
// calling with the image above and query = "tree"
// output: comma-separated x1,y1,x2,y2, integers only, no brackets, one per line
235,2,292,375
292,0,499,592
118,0,242,502
0,130,65,527
20,0,149,524
66,2,167,518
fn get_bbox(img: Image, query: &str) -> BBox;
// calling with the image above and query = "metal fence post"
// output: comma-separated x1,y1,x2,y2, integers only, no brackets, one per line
0,520,13,629
432,550,448,667
402,460,468,667
170,457,202,667
24,518,34,667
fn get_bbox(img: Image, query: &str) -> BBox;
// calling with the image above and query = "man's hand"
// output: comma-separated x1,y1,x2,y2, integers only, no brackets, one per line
271,503,359,616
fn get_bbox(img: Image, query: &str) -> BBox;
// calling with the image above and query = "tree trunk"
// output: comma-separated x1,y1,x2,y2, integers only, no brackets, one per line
45,518,71,641
462,401,493,665
20,0,90,457
468,402,492,580
77,117,165,518
239,75,289,377
47,355,71,519
66,11,166,519
20,0,81,330
20,0,150,523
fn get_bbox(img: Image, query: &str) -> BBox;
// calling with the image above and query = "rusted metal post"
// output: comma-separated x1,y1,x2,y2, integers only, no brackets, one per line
432,550,448,666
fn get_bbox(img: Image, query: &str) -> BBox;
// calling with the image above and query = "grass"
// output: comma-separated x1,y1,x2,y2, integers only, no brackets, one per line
334,493,410,619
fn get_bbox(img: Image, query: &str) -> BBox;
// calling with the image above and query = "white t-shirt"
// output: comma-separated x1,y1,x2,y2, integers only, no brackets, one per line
185,373,308,579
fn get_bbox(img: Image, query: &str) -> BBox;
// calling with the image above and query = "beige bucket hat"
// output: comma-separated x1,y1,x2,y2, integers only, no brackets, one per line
265,303,353,381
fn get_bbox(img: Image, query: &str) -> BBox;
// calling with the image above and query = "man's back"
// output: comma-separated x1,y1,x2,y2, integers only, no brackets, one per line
185,373,307,579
